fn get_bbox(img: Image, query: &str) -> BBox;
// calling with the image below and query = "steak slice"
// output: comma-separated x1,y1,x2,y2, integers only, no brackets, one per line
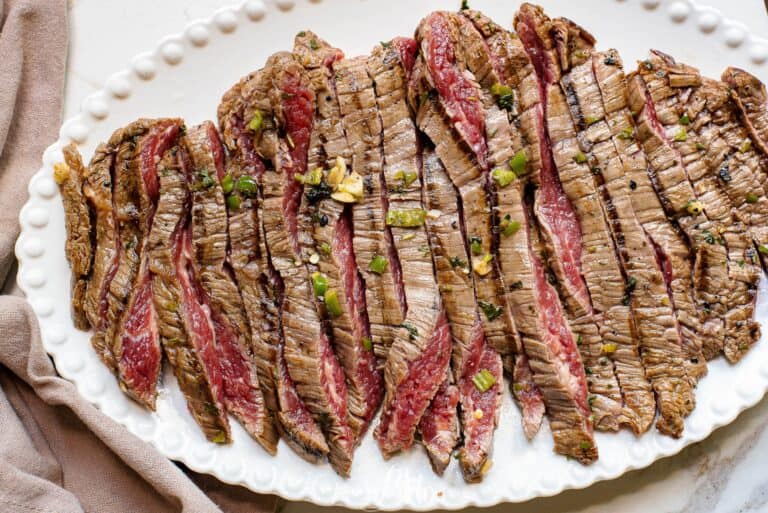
644,58,761,362
293,35,384,442
185,121,277,453
55,144,93,330
422,148,502,480
593,49,710,386
722,67,768,169
263,52,354,475
333,56,406,353
630,52,759,365
109,118,181,409
418,369,460,476
365,41,457,465
147,145,231,442
218,70,328,460
515,5,650,433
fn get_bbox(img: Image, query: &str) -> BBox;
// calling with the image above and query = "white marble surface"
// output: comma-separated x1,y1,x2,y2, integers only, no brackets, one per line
63,1,768,512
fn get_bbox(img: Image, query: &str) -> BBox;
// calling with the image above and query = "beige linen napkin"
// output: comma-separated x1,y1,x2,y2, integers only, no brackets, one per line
0,1,277,512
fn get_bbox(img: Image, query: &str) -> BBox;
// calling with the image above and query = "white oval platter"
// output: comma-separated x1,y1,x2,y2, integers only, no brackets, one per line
15,0,768,510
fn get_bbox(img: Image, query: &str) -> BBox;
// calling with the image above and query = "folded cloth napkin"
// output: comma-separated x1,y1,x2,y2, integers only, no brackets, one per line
0,1,277,512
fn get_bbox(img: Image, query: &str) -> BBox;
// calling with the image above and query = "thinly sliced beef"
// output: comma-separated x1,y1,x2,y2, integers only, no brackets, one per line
109,118,181,409
55,144,92,330
218,68,328,460
630,52,759,367
639,56,761,363
422,148,502,480
293,35,383,442
185,121,277,453
147,146,230,442
722,67,768,165
418,370,460,475
263,52,354,475
366,41,457,468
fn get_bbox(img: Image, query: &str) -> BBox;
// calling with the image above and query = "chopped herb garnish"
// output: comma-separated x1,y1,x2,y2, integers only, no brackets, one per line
492,167,516,187
401,322,418,340
490,83,514,110
385,208,426,227
573,151,588,164
674,129,687,142
576,334,583,346
584,115,600,125
309,39,319,50
226,194,241,210
460,0,469,10
618,126,635,140
579,441,593,451
500,216,522,237
198,169,215,189
696,142,706,151
746,193,759,204
679,113,690,125
318,242,331,255
211,431,228,444
324,288,343,317
248,110,264,133
585,367,592,375
311,272,328,297
221,173,234,194
758,245,768,255
472,369,496,392
469,236,483,255
380,41,392,49
478,301,503,321
509,150,528,176
362,336,373,351
235,175,258,197
369,255,388,274
394,169,418,187
740,139,752,153
643,60,654,70
703,230,716,245
473,253,493,276
449,256,467,269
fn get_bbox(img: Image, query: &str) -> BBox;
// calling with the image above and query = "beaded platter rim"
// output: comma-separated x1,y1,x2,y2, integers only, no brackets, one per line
15,0,768,510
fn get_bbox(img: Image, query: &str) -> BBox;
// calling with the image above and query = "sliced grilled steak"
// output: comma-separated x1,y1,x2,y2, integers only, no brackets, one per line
293,35,383,443
643,58,761,362
722,67,768,165
263,52,354,475
418,369,460,475
593,49,710,389
81,143,118,370
515,5,653,433
147,145,231,442
333,56,405,358
184,121,277,453
55,144,92,330
630,52,759,366
108,118,181,409
218,69,329,460
422,148,502,479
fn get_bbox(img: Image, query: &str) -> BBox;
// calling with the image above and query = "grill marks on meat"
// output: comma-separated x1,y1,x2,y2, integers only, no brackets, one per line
109,119,181,409
56,144,93,330
333,56,405,353
646,59,761,363
293,35,383,443
515,5,646,433
423,149,501,479
630,52,759,367
367,42,459,468
722,67,768,165
147,146,231,442
263,52,354,475
185,121,277,453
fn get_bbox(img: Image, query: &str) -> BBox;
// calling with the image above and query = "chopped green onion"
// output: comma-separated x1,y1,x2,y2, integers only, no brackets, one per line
236,175,258,197
226,194,241,210
740,140,753,153
500,217,522,237
318,242,331,255
198,169,215,189
576,334,583,346
579,441,592,451
478,301,503,321
362,336,373,351
221,173,234,194
385,208,426,227
248,110,264,133
584,116,600,125
758,245,768,255
679,113,690,125
618,127,635,140
324,288,343,317
696,142,706,151
211,431,228,444
509,150,528,176
746,193,759,204
394,170,418,187
369,255,388,274
449,256,467,269
472,369,497,392
674,129,687,142
492,167,516,187
469,236,482,255
294,167,323,185
573,152,588,164
311,272,328,297
490,83,514,111
460,0,469,10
